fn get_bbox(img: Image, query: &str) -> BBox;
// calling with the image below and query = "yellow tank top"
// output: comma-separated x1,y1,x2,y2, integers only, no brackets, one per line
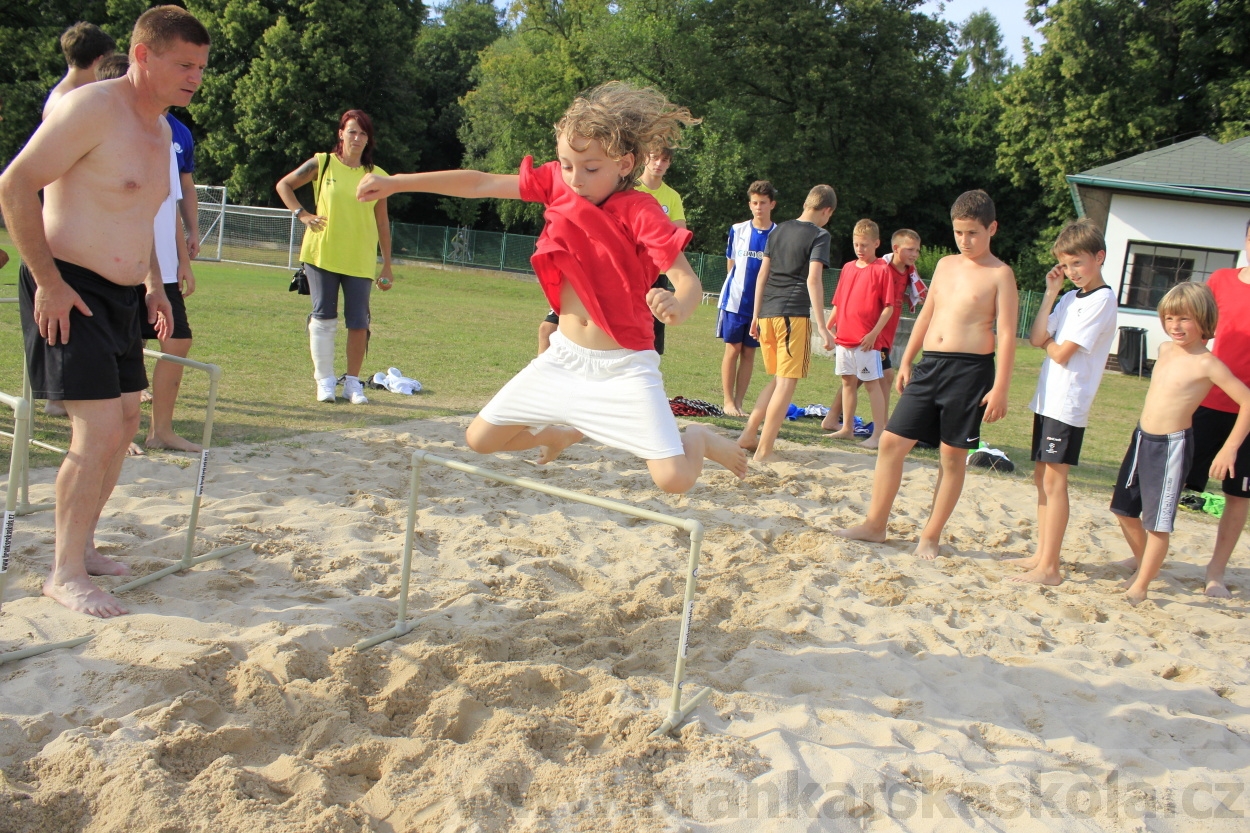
299,153,388,278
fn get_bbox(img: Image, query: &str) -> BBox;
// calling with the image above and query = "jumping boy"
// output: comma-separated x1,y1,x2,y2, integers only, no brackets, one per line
736,185,837,463
356,82,747,492
1007,218,1118,585
1111,283,1250,604
834,190,1017,560
825,219,894,449
718,180,778,416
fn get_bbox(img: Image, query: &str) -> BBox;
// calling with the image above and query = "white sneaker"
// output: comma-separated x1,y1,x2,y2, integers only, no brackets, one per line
316,377,337,402
343,375,368,405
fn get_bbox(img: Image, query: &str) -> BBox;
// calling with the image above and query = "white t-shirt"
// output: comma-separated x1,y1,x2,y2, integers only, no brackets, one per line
153,143,183,284
1029,284,1118,427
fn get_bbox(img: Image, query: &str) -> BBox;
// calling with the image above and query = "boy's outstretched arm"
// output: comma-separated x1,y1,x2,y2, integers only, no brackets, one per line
897,262,942,392
982,268,1020,423
1207,359,1250,479
357,170,521,202
749,256,772,339
648,253,700,325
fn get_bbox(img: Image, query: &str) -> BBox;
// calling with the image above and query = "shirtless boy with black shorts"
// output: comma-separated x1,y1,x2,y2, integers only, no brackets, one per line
0,6,209,617
834,190,1018,560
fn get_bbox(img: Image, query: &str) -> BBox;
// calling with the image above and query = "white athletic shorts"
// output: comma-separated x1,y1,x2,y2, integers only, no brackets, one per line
478,331,685,460
835,345,883,381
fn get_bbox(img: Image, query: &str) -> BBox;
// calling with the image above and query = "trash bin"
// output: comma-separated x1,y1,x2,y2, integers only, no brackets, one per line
1118,326,1147,376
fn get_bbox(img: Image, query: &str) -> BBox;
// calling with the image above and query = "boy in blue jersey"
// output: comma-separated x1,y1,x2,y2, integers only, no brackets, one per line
718,180,777,416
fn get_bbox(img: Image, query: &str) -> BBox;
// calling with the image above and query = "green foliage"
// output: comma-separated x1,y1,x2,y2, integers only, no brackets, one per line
914,245,952,282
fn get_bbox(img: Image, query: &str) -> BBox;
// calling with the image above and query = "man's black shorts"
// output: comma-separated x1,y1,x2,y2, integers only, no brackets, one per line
139,282,192,340
1031,412,1085,466
886,351,995,449
1184,405,1250,498
19,260,147,400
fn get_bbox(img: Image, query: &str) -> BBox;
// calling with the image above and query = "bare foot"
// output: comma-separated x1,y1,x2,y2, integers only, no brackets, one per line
737,432,758,452
1113,556,1140,571
859,436,880,450
44,400,68,417
723,403,746,417
832,523,887,544
145,433,203,452
1002,554,1039,568
44,576,128,618
139,389,153,404
85,545,131,576
695,426,749,478
824,428,854,439
915,538,941,561
820,415,841,431
1007,567,1063,586
1205,578,1231,598
752,449,780,464
1125,587,1148,606
126,442,145,457
536,427,582,464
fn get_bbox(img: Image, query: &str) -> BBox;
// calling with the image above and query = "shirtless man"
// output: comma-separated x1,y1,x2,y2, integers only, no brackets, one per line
43,22,116,119
0,6,210,617
834,190,1018,560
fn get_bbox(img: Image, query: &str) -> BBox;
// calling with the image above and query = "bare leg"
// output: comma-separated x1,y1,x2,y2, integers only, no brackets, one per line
833,430,916,542
1124,529,1169,605
45,400,68,417
882,366,896,420
43,397,136,617
825,376,858,438
1205,494,1247,597
859,377,888,449
146,337,201,452
346,327,368,378
647,424,748,493
721,342,746,416
915,442,969,560
1004,462,1045,569
753,376,798,462
733,346,756,415
537,321,557,355
738,377,777,451
1114,514,1147,571
1009,462,1067,585
466,416,582,463
820,385,843,431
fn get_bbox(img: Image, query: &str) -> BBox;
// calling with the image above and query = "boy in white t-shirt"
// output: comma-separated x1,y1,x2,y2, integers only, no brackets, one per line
1007,218,1118,585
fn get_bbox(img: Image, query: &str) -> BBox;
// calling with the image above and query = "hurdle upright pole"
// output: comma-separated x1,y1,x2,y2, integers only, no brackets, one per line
113,350,249,594
0,298,58,516
356,449,715,737
0,389,95,666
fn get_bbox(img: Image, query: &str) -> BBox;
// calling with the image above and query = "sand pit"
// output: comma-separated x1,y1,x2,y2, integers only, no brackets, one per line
2,417,1249,831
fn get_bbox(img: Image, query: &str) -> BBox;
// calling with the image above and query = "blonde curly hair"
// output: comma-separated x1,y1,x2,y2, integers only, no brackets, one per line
554,81,700,185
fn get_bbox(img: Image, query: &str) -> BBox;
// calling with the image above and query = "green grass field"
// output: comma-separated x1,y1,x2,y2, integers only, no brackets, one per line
0,249,1153,494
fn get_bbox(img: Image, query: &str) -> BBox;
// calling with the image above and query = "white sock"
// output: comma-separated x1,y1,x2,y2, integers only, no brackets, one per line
309,318,337,381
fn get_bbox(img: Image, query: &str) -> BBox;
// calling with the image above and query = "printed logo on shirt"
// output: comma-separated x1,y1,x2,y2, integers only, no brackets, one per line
173,141,183,154
661,206,670,215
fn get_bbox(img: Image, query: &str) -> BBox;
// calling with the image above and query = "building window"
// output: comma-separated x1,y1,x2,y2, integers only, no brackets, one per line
1118,241,1238,310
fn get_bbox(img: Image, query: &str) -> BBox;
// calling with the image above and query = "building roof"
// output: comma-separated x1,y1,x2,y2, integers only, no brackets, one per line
1067,136,1250,207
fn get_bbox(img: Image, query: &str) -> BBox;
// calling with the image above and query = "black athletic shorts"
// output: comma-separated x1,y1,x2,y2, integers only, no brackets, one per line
651,275,670,356
19,259,147,400
886,351,995,449
543,309,559,326
1184,405,1250,498
139,283,192,340
880,348,893,372
1031,413,1085,466
1110,425,1193,533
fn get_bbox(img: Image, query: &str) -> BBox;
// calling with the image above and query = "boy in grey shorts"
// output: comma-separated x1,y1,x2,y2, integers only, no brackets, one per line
1109,283,1250,605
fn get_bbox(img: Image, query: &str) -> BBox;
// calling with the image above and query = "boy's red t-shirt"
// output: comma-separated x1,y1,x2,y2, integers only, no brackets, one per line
830,258,895,350
1201,267,1250,413
518,157,692,351
880,259,912,348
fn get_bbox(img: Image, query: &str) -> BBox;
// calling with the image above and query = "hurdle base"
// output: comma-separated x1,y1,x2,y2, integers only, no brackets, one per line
15,501,55,517
354,621,416,651
650,685,713,738
113,543,252,594
0,634,94,666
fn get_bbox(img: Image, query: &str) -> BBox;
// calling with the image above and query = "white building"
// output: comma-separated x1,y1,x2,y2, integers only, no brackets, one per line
1067,136,1250,369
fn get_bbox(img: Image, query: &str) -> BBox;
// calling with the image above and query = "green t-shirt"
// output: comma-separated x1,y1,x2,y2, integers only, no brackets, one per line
635,180,685,223
299,153,388,278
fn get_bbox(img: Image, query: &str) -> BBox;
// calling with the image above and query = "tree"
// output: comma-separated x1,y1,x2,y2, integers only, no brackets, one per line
952,9,1010,88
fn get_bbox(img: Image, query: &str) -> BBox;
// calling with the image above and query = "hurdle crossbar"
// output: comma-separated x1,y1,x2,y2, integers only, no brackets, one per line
0,389,94,663
112,348,250,593
356,449,713,738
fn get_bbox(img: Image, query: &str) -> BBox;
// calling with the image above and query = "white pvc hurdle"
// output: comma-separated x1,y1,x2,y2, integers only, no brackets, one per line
0,388,94,665
0,298,59,517
111,348,250,593
356,449,714,738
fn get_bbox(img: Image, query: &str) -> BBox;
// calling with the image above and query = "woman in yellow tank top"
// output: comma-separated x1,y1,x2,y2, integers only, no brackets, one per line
276,109,393,404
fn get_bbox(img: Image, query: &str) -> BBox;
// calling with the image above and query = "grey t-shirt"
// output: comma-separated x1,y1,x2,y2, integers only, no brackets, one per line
759,219,831,318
